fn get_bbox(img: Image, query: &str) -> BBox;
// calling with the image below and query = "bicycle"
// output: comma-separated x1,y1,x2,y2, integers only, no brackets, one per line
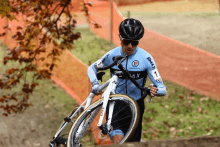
49,53,153,147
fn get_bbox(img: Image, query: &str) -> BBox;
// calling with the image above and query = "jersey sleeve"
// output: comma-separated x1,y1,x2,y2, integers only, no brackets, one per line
145,55,167,96
87,51,112,85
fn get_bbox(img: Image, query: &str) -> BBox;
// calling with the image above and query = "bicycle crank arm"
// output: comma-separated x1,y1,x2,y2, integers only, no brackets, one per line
49,141,55,147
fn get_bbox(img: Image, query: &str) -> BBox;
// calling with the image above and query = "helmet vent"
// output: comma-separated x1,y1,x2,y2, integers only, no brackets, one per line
119,18,144,40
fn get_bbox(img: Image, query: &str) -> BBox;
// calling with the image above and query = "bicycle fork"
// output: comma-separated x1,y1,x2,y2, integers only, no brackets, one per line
74,106,101,144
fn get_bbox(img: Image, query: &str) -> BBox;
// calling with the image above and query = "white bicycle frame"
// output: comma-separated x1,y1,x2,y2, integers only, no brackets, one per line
74,74,118,140
48,74,118,145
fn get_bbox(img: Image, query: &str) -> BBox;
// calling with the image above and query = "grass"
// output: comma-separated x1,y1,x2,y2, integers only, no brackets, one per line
71,27,220,141
142,86,220,140
72,28,116,65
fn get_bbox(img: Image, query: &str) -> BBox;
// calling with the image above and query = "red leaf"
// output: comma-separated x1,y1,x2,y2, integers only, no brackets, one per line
0,98,4,103
31,83,39,89
22,84,33,93
2,113,8,117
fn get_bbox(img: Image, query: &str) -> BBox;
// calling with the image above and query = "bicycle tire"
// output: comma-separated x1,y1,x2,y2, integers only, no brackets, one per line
53,107,84,147
67,94,140,147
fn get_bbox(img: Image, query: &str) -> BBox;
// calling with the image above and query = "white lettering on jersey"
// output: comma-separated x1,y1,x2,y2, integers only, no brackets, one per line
96,59,104,68
152,69,161,80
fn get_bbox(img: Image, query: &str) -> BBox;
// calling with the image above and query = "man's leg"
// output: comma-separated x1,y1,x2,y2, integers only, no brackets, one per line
127,99,145,142
107,101,131,143
111,134,124,144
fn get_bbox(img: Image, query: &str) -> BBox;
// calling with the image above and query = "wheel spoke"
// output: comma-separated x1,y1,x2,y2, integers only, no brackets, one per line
111,115,132,124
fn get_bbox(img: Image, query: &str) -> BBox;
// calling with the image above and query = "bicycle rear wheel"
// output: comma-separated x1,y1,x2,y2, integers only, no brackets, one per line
67,94,140,147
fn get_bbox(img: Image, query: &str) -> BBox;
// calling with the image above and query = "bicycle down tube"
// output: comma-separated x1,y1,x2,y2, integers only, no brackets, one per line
74,78,112,138
97,75,118,127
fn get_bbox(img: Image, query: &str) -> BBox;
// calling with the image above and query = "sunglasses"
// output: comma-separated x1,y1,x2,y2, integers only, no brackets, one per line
122,39,139,46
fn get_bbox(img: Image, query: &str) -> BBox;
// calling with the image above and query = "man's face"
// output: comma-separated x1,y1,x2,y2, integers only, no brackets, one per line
121,39,138,55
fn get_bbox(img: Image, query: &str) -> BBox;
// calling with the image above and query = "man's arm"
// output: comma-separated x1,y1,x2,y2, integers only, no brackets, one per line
145,56,167,96
87,52,112,86
88,59,103,85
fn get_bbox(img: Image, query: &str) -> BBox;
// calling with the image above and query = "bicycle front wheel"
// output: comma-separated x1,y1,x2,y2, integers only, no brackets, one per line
67,94,140,147
53,107,84,147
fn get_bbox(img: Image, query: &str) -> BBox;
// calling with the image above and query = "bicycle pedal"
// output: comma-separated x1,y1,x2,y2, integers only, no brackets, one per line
54,137,67,145
74,143,82,147
49,142,55,147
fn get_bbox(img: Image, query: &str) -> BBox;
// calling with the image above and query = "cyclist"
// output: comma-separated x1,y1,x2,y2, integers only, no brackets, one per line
88,18,167,143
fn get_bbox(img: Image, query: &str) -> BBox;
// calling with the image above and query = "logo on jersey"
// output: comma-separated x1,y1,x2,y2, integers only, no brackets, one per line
156,78,162,83
132,60,139,67
147,57,155,69
95,59,103,68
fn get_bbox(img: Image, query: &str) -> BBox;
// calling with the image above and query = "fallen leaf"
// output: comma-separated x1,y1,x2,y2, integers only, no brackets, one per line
200,97,209,103
164,94,169,101
164,105,169,109
179,94,185,99
187,127,192,131
178,129,183,132
198,106,204,114
170,127,176,132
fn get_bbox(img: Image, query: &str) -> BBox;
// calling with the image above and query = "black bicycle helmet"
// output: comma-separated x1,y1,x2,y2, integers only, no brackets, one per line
119,18,144,40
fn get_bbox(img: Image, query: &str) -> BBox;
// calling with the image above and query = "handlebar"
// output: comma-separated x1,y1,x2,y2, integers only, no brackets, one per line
97,54,154,102
97,55,126,70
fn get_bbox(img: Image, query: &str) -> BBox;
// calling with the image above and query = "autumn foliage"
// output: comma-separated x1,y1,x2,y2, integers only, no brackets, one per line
0,0,101,116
